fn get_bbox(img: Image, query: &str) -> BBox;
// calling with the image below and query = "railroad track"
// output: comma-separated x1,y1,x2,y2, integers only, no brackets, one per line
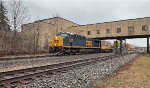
0,52,101,61
0,54,125,87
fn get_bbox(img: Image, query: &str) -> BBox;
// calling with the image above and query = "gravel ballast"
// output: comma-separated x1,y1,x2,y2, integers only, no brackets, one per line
17,53,138,88
0,53,113,72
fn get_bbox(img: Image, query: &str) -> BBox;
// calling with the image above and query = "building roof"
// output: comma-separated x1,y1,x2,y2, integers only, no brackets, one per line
67,16,150,28
22,16,79,26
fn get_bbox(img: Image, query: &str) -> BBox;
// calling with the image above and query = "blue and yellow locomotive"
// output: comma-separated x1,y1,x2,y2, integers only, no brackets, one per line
49,32,102,55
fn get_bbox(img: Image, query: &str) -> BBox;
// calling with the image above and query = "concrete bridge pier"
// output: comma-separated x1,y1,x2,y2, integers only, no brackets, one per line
125,39,126,48
147,37,149,54
99,40,101,53
115,39,118,54
120,39,122,54
114,39,122,54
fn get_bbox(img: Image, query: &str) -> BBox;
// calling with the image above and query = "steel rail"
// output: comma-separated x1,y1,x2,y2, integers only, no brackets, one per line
0,54,124,87
0,52,103,61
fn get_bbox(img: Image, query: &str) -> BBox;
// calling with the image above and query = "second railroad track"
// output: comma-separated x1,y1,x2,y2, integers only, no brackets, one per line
0,54,126,87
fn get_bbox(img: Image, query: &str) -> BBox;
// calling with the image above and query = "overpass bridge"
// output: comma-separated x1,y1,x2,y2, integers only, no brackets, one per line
88,17,150,53
65,17,150,53
94,34,150,54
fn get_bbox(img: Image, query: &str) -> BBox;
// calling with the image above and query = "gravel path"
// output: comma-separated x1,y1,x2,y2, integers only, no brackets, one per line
0,53,113,72
16,53,138,88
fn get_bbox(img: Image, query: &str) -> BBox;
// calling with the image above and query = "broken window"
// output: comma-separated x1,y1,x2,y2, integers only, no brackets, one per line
117,28,121,33
142,25,148,31
106,29,111,33
96,30,100,34
128,26,134,32
87,31,90,35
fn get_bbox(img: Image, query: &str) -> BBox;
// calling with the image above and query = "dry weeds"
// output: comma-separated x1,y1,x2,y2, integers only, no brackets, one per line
94,54,150,88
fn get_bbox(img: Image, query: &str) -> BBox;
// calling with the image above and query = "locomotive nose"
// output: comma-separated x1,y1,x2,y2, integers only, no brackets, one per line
54,37,59,46
49,36,63,47
55,37,58,40
49,35,63,54
52,36,63,47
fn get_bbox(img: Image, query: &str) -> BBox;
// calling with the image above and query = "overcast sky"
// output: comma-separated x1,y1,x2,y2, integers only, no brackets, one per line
22,0,150,47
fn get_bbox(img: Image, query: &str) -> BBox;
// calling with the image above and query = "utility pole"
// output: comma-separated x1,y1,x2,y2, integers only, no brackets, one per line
55,15,59,36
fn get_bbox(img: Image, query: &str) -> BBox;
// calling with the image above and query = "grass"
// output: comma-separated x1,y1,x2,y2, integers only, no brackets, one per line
94,54,150,88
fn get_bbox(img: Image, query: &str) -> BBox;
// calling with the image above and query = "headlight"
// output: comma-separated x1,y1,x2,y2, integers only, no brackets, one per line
55,37,58,40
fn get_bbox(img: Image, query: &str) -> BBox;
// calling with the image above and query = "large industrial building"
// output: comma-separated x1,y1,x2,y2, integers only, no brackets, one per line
21,17,150,52
21,17,79,51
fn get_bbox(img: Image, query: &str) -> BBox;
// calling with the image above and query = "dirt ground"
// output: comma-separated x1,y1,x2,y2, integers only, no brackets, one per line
94,54,150,88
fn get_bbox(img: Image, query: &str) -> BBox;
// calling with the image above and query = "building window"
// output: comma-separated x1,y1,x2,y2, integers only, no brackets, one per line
117,28,121,33
87,31,90,35
106,29,111,33
128,26,134,32
96,30,100,34
142,25,148,31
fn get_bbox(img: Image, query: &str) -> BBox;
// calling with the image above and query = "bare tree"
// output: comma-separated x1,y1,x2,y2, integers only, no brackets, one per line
34,20,41,54
21,16,41,54
0,0,11,56
8,0,29,31
44,31,49,51
52,14,62,35
7,0,29,54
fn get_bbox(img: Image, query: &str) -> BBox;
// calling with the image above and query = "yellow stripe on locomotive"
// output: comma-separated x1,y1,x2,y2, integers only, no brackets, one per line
101,45,112,50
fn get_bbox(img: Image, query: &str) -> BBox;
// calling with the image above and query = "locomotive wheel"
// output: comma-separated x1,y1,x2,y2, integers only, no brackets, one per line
72,49,77,54
63,48,71,55
96,49,101,53
49,47,53,53
94,49,97,53
76,49,79,53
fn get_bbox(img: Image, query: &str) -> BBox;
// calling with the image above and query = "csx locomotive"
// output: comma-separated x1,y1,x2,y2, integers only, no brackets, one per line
49,32,112,55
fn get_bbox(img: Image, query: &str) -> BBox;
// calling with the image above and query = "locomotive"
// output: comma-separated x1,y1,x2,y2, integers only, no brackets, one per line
49,32,104,55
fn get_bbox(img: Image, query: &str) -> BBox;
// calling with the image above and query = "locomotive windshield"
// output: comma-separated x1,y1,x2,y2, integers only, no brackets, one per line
60,33,68,38
57,32,74,38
